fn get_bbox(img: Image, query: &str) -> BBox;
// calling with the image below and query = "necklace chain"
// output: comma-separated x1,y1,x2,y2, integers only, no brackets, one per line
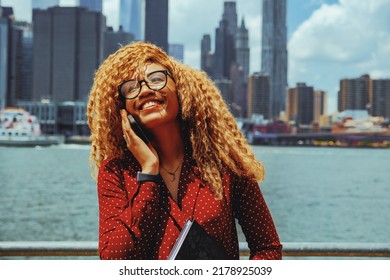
161,158,184,182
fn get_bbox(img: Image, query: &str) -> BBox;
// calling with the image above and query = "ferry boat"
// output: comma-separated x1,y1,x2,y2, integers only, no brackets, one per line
0,107,64,146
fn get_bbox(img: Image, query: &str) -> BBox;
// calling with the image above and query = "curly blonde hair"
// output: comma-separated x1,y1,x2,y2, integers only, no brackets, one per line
87,41,264,199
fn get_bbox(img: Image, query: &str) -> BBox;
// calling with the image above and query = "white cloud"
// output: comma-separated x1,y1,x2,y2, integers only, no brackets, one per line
288,0,390,113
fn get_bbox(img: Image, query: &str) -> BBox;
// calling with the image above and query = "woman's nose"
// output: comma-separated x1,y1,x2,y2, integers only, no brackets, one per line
138,80,154,97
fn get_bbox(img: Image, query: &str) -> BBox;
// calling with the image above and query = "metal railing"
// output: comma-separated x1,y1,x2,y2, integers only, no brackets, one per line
1,242,390,258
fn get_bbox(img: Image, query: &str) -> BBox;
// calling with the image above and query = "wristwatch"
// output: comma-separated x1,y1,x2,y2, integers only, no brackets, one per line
136,171,162,184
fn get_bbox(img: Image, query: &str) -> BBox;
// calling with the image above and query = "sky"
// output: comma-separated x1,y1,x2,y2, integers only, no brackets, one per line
2,0,390,114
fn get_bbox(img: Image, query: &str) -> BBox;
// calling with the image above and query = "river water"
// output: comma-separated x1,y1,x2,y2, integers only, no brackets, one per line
1,145,389,249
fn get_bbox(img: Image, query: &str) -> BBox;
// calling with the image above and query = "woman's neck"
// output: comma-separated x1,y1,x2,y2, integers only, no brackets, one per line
150,122,185,169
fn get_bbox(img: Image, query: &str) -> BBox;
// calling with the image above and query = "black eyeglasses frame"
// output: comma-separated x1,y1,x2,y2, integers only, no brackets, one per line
118,70,175,100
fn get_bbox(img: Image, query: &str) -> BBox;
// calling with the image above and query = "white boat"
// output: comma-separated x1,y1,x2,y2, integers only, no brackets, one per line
0,107,64,146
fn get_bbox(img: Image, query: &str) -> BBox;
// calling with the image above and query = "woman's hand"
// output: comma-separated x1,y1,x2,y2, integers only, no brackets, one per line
120,110,159,174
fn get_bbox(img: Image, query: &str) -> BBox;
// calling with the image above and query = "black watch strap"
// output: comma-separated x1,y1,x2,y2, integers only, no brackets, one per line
136,171,162,184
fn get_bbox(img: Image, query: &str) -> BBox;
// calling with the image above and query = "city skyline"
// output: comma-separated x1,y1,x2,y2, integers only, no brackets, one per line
2,0,390,114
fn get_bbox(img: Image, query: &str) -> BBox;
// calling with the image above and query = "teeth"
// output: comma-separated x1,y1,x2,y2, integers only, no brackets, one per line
142,101,159,109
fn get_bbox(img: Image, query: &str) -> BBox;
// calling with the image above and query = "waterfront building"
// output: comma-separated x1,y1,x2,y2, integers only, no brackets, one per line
119,0,142,40
144,0,168,52
0,7,11,109
32,0,59,9
247,72,270,119
32,6,105,103
104,26,134,59
372,79,390,120
339,75,390,120
168,43,184,62
13,22,33,103
0,11,32,107
79,0,103,12
338,74,371,113
0,7,19,109
261,0,288,119
17,100,89,136
287,83,315,126
314,90,327,125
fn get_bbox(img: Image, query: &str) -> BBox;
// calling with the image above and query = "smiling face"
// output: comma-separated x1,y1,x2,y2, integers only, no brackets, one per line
123,63,180,130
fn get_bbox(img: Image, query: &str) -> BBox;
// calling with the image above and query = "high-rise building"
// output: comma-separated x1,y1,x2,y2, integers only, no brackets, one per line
261,0,288,119
0,7,10,109
0,7,18,109
104,26,134,59
200,34,212,74
235,18,249,81
79,0,103,12
372,79,390,120
339,74,390,120
222,1,237,35
230,63,245,117
247,72,270,119
119,0,142,40
314,90,327,124
338,74,371,113
144,0,168,52
32,6,105,102
14,23,33,102
214,1,237,79
32,0,59,9
287,83,315,125
168,44,184,62
233,18,249,118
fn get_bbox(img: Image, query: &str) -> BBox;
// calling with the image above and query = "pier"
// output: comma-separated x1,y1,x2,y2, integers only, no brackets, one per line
245,131,390,147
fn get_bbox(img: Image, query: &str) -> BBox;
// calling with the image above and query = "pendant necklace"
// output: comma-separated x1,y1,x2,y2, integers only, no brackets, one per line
161,158,184,182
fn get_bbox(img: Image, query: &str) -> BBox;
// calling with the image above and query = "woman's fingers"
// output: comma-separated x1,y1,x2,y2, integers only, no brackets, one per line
120,110,159,173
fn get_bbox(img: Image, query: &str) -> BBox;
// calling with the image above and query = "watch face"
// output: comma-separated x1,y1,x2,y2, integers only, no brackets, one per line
137,172,162,184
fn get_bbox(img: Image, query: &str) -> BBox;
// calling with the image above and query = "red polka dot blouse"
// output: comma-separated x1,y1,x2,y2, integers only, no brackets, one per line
97,150,282,260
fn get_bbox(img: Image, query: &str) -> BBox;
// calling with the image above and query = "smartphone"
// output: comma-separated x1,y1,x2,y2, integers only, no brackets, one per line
128,114,149,143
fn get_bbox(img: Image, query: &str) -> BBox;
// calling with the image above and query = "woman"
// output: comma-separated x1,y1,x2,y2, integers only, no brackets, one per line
87,42,282,260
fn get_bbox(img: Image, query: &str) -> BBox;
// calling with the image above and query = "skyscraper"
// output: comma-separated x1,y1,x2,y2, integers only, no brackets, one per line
0,7,12,109
14,23,33,103
104,26,134,59
200,34,212,75
261,0,287,119
214,1,237,79
32,6,105,102
79,0,103,12
235,18,249,81
119,0,142,40
233,18,249,117
144,0,168,52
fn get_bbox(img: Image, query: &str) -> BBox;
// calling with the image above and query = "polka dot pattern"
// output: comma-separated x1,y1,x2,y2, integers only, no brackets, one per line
97,152,282,260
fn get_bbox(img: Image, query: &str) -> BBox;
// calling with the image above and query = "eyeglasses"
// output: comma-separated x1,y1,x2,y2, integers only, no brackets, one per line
118,70,175,100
